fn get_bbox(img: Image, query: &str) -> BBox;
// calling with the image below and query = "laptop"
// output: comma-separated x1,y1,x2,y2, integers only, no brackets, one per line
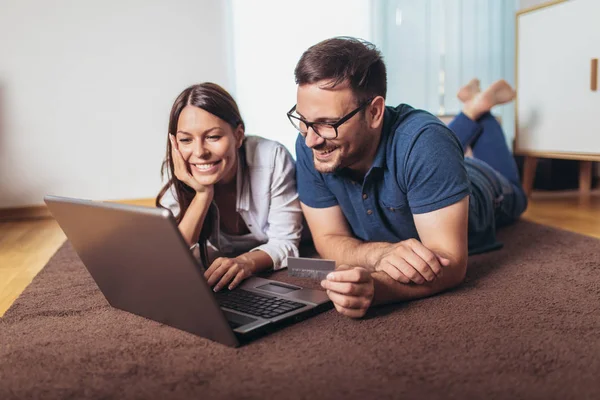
44,195,332,347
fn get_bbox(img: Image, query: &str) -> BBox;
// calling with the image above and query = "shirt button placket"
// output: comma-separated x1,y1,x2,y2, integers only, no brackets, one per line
362,192,373,215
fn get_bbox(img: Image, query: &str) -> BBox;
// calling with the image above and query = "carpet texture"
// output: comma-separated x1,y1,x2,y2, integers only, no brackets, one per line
1,221,599,399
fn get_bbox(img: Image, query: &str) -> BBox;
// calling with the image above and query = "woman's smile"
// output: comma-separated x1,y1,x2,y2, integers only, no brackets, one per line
191,160,222,174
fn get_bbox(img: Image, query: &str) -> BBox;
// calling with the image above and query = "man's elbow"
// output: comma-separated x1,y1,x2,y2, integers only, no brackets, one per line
447,260,467,288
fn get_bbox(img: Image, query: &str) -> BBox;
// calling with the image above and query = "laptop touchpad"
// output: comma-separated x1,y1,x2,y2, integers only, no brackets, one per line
256,282,300,294
222,310,257,328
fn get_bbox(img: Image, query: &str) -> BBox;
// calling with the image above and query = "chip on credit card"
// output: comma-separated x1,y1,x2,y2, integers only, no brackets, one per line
287,257,336,281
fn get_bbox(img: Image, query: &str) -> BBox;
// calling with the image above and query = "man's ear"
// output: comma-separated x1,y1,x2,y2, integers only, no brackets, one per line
368,96,386,129
234,124,245,148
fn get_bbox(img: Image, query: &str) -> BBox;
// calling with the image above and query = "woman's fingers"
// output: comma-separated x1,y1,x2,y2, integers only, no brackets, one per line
227,270,247,291
214,266,239,292
170,135,197,187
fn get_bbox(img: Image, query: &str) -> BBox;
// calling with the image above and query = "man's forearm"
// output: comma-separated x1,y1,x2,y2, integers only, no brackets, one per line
315,234,392,270
371,262,467,305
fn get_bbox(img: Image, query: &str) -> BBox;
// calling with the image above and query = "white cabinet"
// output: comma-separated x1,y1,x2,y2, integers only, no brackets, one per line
516,0,600,156
516,0,600,195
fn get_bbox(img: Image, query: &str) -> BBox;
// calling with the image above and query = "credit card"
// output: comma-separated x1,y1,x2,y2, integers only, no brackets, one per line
287,257,335,281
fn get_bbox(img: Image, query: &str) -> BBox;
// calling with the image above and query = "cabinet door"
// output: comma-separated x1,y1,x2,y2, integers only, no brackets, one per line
570,0,600,149
516,0,600,155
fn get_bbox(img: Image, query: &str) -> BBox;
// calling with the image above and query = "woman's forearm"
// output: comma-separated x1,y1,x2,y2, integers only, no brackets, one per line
234,250,274,275
178,191,213,246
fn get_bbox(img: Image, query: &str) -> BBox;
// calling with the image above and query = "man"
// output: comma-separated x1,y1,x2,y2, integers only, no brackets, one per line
289,37,527,318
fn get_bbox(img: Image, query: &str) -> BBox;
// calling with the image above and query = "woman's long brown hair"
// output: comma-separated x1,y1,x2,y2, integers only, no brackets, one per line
156,83,245,267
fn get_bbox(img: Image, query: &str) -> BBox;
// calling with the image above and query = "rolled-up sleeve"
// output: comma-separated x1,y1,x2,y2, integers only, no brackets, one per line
251,145,303,269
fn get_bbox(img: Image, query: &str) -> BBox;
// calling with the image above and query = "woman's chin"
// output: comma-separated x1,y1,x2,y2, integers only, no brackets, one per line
191,172,220,187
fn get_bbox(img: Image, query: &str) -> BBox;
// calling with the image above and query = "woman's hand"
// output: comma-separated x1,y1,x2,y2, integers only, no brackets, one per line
204,255,255,292
169,135,211,194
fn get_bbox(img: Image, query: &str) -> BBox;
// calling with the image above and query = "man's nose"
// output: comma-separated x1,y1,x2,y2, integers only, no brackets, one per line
304,127,325,148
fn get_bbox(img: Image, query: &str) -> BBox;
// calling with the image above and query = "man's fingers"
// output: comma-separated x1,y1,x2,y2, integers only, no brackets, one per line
321,280,370,296
408,242,444,278
384,254,427,284
438,256,451,267
379,263,411,284
324,270,374,318
403,251,437,282
326,267,369,283
332,303,368,319
326,290,369,310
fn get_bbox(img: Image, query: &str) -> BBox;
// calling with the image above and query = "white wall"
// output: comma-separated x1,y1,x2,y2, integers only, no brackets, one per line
0,0,230,208
230,0,372,157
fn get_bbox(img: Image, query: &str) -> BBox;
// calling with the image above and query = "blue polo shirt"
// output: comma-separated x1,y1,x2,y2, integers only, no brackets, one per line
295,104,471,244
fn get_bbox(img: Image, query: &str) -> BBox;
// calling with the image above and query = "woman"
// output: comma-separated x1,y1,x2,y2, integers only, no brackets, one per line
156,83,302,292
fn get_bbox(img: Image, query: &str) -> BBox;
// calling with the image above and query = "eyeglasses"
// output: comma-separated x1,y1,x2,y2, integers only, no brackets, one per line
287,98,374,140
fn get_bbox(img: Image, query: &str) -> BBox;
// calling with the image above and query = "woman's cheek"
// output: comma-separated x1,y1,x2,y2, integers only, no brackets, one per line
179,148,193,160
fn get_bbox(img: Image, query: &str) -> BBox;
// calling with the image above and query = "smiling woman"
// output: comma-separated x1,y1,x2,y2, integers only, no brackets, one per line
173,106,241,188
156,83,303,292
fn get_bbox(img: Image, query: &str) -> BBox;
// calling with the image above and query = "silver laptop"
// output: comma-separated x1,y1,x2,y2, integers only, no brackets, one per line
44,195,331,347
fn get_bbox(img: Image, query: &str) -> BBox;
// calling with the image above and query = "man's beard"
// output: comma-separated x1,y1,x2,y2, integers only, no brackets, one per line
312,119,368,174
312,144,342,173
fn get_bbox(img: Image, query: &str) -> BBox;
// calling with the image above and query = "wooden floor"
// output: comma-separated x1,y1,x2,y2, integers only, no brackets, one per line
0,218,67,316
0,199,155,316
521,189,600,239
1,192,599,317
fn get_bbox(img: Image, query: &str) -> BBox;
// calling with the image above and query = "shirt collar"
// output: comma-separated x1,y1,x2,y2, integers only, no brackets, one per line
236,148,250,211
371,107,398,170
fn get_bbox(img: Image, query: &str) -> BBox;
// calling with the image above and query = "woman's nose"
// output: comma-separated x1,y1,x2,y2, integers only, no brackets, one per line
193,141,210,158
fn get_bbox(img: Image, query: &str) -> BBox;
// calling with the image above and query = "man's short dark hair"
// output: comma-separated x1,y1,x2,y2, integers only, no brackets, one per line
294,36,387,103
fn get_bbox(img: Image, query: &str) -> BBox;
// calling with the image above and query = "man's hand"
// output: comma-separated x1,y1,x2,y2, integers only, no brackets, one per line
320,266,374,318
374,239,450,285
205,255,254,292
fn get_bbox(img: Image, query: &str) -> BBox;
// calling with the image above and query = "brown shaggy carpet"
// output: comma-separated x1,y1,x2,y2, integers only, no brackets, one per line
1,220,599,399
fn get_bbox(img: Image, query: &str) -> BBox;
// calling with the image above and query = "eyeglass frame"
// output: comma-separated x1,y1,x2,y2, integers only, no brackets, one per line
286,97,375,140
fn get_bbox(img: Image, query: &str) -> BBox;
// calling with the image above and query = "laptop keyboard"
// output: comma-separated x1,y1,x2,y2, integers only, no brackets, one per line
215,289,306,319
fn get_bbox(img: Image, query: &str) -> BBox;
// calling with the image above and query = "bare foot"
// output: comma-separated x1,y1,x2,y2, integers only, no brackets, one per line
457,78,480,103
463,79,516,120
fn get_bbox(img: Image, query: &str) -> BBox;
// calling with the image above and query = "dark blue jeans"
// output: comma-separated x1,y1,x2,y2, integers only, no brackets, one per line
449,112,528,254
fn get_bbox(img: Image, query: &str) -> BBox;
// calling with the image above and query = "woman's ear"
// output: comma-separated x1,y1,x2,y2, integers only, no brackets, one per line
234,125,245,148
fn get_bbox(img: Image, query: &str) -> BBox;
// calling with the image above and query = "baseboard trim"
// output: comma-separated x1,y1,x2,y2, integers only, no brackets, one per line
0,198,156,222
0,205,52,221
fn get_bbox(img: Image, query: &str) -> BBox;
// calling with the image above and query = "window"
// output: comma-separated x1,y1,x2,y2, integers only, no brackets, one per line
375,0,518,145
